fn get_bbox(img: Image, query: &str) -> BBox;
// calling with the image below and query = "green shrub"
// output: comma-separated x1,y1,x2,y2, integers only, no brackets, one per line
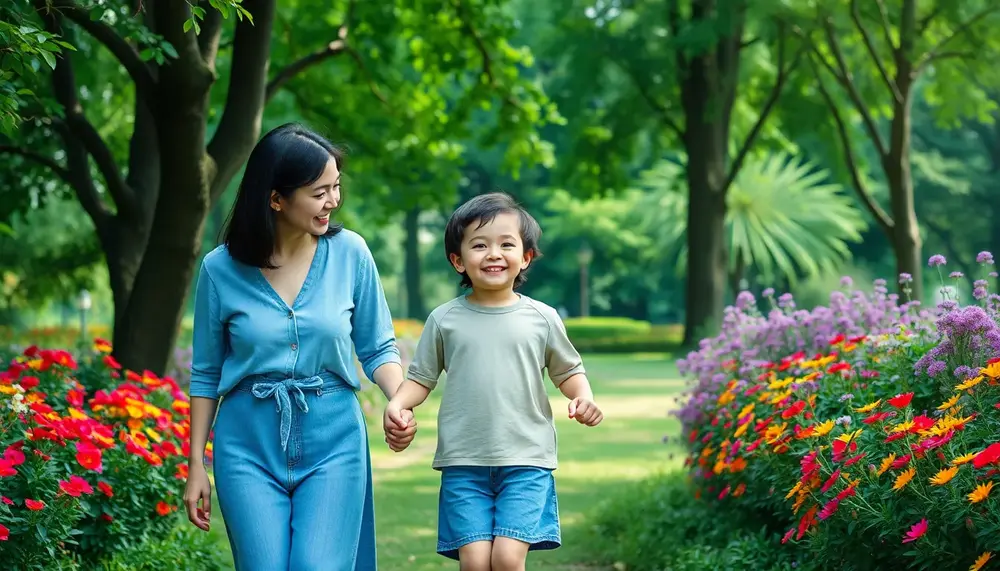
571,324,681,354
96,520,228,570
584,472,824,571
563,317,652,341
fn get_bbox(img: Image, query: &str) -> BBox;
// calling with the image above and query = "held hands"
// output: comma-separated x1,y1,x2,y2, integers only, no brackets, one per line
568,397,604,426
383,401,417,452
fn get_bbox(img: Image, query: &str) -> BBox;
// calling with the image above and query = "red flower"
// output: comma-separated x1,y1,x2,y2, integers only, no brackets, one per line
98,481,114,498
829,334,846,345
902,519,928,543
3,447,25,467
973,442,1000,469
888,393,914,408
0,459,16,478
102,355,122,370
59,475,94,497
75,441,103,472
1,497,12,505
19,376,39,390
24,499,45,511
827,362,851,374
0,523,8,541
155,501,173,516
782,400,807,419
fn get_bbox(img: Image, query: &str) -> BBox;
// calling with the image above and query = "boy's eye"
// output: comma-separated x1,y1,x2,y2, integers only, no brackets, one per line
503,242,515,248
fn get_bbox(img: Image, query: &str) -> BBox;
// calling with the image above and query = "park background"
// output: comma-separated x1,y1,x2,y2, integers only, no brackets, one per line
2,0,1000,569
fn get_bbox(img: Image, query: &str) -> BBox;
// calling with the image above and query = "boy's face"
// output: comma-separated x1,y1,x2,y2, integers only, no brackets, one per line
450,212,532,292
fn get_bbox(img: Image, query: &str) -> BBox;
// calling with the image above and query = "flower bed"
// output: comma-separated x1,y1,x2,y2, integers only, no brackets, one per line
675,253,1000,570
0,341,217,570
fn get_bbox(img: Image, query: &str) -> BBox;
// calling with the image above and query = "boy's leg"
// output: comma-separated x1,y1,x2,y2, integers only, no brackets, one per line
492,466,561,570
458,541,494,571
438,466,496,564
491,537,530,571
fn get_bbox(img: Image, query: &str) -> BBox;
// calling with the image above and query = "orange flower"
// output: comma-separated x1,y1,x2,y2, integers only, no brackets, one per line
952,452,979,465
968,481,993,504
877,454,896,477
971,552,992,571
853,399,881,413
956,375,984,391
893,467,916,491
929,466,959,485
155,501,172,516
937,394,960,411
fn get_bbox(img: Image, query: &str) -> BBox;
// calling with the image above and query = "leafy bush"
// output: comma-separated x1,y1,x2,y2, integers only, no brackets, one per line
0,341,208,570
563,316,652,341
571,323,681,353
585,472,822,571
675,252,1000,571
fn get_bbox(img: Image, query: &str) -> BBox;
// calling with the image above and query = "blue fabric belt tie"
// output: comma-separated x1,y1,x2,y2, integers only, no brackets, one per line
250,375,324,451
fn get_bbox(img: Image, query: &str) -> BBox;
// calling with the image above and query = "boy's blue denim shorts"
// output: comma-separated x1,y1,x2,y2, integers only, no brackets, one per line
436,465,561,560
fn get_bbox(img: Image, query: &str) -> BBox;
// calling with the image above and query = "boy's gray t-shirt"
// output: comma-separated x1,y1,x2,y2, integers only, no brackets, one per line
407,294,585,470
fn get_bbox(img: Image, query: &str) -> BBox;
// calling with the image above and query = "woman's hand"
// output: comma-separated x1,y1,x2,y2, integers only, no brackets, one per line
384,403,417,452
183,463,213,531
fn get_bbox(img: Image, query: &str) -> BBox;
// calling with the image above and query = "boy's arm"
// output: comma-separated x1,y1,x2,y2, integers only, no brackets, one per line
558,374,603,426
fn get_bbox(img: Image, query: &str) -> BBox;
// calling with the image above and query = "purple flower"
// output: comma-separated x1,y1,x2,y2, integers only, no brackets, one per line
735,290,756,309
840,276,853,288
898,273,913,284
928,254,947,267
977,251,995,265
762,287,775,297
950,272,965,279
926,360,947,377
839,393,854,402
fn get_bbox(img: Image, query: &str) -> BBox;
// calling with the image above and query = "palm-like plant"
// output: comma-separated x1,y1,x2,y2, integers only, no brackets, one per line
636,152,867,289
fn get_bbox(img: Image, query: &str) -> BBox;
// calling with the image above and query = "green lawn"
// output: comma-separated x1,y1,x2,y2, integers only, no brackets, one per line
207,353,688,569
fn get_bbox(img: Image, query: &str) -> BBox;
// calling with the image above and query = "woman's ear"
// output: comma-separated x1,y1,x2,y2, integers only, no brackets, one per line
269,191,282,212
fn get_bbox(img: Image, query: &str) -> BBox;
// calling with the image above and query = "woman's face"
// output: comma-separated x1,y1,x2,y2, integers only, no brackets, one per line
271,158,341,236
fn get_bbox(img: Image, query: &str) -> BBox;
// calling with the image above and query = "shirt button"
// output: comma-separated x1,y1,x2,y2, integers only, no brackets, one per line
291,343,298,351
287,311,293,319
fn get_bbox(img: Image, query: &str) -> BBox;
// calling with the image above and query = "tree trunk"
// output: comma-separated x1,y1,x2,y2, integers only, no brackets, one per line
678,1,742,347
404,207,426,319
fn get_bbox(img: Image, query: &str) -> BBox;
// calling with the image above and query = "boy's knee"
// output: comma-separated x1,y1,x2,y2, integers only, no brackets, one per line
458,541,492,571
490,539,528,571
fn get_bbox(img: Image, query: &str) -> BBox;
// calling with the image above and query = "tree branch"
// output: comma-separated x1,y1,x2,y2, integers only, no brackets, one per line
198,1,224,68
821,20,889,160
915,50,978,72
723,33,803,194
53,121,114,232
44,0,158,105
0,145,73,186
206,0,277,202
616,61,684,139
808,55,894,236
265,38,347,100
851,0,902,103
37,5,136,215
916,6,1000,69
917,2,946,33
874,0,897,52
740,36,761,50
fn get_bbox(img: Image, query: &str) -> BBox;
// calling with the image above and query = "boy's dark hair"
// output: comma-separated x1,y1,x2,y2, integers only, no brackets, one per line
222,122,345,268
444,192,542,289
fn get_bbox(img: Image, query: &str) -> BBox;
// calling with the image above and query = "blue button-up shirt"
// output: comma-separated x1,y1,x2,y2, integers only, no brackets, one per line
188,229,400,400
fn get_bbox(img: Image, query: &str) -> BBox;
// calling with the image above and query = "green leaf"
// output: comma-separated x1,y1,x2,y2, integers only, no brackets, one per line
183,19,194,33
39,49,56,70
161,42,178,59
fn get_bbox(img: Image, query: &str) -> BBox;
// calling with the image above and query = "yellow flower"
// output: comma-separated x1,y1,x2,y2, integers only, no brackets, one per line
956,375,984,391
836,429,863,443
937,394,961,411
737,403,755,419
768,377,794,390
854,399,881,413
785,481,802,500
811,420,835,437
734,419,751,438
877,454,897,477
968,481,994,504
929,465,959,485
970,551,992,571
769,389,793,405
952,452,979,466
764,423,788,444
892,420,915,433
892,466,916,491
717,390,736,406
984,361,1000,379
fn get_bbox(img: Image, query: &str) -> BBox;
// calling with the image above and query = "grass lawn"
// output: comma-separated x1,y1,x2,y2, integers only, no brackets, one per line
206,353,688,569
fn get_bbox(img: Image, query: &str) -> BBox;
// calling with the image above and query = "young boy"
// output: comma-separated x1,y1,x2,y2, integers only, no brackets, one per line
383,192,603,571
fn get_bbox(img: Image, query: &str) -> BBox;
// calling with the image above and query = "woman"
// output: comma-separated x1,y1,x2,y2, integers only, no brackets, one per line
183,123,416,570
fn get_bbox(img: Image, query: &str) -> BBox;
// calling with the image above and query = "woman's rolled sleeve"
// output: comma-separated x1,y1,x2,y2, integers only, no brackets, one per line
351,241,401,381
189,262,226,399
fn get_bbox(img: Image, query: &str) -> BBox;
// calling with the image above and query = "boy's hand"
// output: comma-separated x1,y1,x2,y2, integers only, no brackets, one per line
384,401,417,452
568,398,603,426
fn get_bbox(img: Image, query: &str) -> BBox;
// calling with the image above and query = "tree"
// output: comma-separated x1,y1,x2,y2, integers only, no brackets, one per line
533,0,805,344
0,0,553,372
635,152,867,292
802,0,1000,301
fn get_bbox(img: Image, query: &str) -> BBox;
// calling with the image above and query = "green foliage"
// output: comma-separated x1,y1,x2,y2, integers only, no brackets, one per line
95,521,228,571
636,152,867,286
562,316,652,341
585,472,821,571
0,3,76,136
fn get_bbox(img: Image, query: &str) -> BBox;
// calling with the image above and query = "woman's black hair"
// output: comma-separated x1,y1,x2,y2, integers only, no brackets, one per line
443,192,542,289
222,122,345,268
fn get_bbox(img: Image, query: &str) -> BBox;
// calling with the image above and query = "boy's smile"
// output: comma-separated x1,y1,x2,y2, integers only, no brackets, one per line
450,212,532,302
